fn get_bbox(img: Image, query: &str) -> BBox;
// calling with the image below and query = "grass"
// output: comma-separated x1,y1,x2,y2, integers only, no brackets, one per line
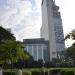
2,68,75,75
3,67,75,72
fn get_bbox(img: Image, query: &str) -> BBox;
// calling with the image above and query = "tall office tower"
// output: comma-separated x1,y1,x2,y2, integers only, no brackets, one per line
41,0,65,60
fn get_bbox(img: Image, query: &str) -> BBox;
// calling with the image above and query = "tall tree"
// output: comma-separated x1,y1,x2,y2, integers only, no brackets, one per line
65,30,75,65
0,26,31,69
65,30,75,40
0,40,29,63
0,40,30,74
0,26,15,44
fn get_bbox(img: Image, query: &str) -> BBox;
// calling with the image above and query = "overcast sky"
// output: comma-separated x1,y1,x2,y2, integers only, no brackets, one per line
0,0,75,46
56,0,75,47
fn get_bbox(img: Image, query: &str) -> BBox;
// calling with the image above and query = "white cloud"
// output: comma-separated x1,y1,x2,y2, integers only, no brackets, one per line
0,0,42,41
1,0,75,43
56,0,75,36
0,0,31,26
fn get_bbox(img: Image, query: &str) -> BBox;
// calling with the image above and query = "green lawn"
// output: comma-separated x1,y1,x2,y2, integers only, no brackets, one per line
3,67,75,72
3,68,75,75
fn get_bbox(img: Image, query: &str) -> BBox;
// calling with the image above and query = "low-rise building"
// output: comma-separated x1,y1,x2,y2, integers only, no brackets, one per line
22,38,49,62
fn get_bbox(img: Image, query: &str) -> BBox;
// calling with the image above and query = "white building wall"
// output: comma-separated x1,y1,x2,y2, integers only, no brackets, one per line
41,0,57,60
41,0,49,40
41,0,65,60
47,0,57,60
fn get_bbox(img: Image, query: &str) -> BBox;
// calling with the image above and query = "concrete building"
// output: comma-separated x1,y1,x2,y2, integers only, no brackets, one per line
22,38,49,62
6,28,11,33
41,0,65,60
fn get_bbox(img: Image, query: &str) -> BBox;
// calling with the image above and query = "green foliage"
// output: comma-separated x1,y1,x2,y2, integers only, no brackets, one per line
65,46,75,59
3,72,15,75
50,69,61,74
0,26,30,64
0,26,15,43
65,30,75,65
0,40,30,64
60,71,74,75
65,30,75,40
65,44,75,65
31,71,41,75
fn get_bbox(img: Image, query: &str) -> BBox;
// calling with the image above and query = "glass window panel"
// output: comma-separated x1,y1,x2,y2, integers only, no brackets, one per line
38,45,42,60
27,45,32,56
33,46,37,60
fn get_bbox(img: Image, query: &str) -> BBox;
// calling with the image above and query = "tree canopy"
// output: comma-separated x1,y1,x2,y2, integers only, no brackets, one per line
65,30,75,65
0,40,29,63
65,30,75,40
0,26,15,44
0,26,30,64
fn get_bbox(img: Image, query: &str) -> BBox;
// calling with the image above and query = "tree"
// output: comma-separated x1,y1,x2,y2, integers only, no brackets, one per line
0,26,15,44
0,26,31,69
65,30,75,66
0,40,31,75
65,30,75,40
0,40,29,64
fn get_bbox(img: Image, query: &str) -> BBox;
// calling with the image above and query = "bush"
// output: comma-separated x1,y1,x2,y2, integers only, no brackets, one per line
41,71,48,75
50,69,61,75
60,71,74,75
23,72,30,75
31,71,41,75
3,72,15,75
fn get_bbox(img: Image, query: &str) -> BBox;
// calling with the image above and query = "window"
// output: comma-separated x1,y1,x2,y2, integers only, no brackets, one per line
38,45,43,60
27,45,32,56
33,46,37,60
46,0,50,6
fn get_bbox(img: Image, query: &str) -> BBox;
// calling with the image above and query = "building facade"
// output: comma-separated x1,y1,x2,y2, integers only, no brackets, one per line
6,28,11,33
22,38,49,62
41,0,65,60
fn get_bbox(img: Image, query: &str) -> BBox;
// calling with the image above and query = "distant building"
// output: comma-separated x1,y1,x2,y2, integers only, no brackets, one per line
22,38,49,62
6,28,11,33
41,0,65,60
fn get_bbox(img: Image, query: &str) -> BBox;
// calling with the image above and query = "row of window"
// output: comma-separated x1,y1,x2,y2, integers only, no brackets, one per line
24,44,48,61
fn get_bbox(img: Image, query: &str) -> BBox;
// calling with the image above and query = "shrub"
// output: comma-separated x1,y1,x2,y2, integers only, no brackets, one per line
60,71,74,75
41,71,49,75
50,69,61,75
31,71,41,75
3,72,15,75
23,72,30,75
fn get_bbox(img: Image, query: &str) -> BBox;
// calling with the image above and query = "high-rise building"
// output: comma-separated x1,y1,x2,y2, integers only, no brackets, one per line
22,38,49,62
41,0,65,60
